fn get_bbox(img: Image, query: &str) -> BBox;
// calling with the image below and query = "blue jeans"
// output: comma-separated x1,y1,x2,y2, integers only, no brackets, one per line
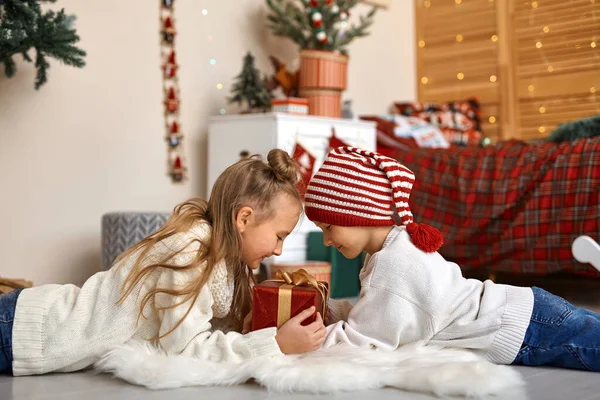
0,288,23,375
512,287,600,371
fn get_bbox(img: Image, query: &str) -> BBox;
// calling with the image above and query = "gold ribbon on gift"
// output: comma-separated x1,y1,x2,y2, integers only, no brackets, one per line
269,269,329,328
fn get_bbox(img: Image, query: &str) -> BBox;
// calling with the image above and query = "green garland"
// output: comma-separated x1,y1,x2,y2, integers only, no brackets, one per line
265,0,376,56
0,0,86,89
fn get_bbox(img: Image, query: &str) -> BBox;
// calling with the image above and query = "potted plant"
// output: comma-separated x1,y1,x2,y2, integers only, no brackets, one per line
265,0,377,117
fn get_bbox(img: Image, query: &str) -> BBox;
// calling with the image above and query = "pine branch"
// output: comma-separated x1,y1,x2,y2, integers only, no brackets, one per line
2,55,15,76
34,47,49,88
336,7,377,53
265,0,308,48
344,0,361,10
37,11,86,66
0,0,86,89
284,1,307,26
327,27,341,53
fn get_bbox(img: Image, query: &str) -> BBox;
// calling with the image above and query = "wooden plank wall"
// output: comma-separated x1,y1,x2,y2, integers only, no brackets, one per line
415,0,600,142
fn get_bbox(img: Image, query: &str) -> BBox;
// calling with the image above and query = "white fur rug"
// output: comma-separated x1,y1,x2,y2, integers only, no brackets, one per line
95,341,524,397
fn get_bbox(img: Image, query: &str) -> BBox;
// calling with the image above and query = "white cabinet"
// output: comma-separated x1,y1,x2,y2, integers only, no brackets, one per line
207,112,377,263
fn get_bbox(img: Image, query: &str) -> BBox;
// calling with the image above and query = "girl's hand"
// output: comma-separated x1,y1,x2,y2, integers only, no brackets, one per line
242,311,252,334
275,306,327,354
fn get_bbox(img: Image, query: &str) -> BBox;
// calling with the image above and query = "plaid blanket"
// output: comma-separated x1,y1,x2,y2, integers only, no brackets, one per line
391,138,600,276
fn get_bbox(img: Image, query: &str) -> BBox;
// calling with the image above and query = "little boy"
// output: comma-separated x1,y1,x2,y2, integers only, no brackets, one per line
304,146,600,372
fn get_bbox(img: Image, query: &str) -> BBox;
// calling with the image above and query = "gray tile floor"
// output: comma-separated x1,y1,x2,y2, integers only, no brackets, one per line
1,366,599,400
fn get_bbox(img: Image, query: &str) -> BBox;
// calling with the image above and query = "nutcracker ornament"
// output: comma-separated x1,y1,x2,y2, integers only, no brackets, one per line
166,121,182,148
163,50,178,78
160,0,187,183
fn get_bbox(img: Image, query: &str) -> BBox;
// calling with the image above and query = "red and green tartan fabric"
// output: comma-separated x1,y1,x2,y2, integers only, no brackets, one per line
391,137,600,276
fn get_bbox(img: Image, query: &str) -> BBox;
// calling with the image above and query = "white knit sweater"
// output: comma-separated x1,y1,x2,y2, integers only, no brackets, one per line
325,226,534,365
12,222,282,376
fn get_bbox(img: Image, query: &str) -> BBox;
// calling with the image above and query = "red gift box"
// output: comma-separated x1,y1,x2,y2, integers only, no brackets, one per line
251,269,328,331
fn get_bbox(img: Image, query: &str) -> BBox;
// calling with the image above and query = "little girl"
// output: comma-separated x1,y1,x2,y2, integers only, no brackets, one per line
0,149,326,376
307,146,600,372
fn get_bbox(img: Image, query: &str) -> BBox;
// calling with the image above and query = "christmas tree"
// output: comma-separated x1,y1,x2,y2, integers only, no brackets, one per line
0,0,86,89
265,0,377,56
228,52,272,113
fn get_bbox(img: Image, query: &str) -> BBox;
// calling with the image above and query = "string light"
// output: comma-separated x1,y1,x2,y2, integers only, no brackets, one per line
216,83,223,90
210,58,217,65
220,108,226,115
201,8,208,15
414,0,594,140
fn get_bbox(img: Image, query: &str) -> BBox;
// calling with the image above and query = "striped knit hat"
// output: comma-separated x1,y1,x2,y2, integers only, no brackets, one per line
304,146,443,253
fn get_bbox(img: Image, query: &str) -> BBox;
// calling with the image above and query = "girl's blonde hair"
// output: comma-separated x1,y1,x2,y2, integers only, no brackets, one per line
116,149,301,337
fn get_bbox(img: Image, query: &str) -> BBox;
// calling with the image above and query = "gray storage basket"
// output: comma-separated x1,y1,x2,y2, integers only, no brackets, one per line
101,212,170,270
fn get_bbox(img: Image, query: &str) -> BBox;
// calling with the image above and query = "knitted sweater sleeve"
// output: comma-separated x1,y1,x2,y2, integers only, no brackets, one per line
321,248,438,350
321,283,435,350
154,242,282,363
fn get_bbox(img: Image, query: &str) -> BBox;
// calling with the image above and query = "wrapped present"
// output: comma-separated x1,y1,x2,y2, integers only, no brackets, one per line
271,97,309,115
251,269,328,331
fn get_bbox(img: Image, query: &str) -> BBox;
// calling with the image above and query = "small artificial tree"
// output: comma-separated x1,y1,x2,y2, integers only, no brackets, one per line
0,0,86,89
228,52,272,113
265,0,377,56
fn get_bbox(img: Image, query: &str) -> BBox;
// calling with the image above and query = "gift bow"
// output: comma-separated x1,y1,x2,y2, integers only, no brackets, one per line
270,268,329,328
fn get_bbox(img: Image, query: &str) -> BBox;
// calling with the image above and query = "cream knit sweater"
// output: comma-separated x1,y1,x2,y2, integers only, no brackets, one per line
12,222,282,376
325,226,534,365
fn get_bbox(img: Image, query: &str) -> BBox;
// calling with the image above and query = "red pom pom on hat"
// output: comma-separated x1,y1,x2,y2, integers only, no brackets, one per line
406,222,444,253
